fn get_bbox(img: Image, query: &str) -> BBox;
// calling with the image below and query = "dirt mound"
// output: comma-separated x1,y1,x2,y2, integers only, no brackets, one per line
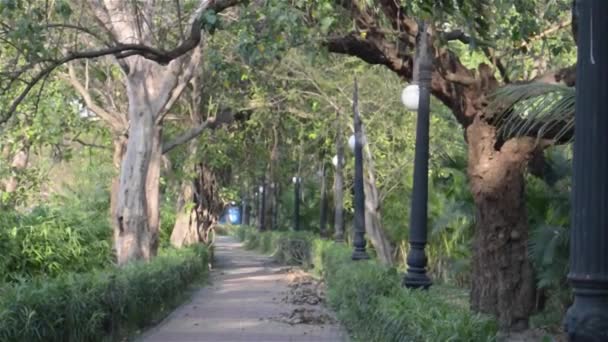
269,267,336,326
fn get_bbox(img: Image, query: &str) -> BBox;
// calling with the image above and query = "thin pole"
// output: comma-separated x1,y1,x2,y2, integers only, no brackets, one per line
294,177,301,231
334,119,345,242
403,21,432,289
352,78,369,260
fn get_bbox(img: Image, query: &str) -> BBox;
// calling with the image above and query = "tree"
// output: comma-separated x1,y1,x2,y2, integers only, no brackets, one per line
0,0,244,264
313,0,576,330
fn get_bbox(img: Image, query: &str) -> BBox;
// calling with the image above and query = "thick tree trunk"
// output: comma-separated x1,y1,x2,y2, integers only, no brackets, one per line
114,73,157,265
193,163,223,241
170,141,200,248
467,119,536,331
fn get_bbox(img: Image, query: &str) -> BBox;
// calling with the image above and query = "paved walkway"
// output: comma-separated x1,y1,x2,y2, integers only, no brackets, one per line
139,236,347,342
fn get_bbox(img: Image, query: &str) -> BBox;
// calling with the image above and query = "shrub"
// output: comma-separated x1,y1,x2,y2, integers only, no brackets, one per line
235,226,498,341
0,245,209,342
0,206,112,281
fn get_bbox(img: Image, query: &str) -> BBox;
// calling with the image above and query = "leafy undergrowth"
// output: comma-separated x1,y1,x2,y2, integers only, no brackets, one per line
234,226,498,342
0,245,209,342
0,206,112,282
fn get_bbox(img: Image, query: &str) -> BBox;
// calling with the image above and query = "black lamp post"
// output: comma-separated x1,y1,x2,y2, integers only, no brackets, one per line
564,1,608,340
350,80,369,260
292,176,301,231
401,21,432,289
332,153,345,242
258,184,266,231
253,190,259,225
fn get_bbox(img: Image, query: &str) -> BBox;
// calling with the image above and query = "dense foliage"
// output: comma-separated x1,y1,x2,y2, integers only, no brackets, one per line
0,245,209,342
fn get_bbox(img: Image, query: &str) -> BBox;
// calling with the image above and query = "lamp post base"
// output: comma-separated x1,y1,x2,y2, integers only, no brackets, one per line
351,248,370,260
564,292,608,342
402,271,432,289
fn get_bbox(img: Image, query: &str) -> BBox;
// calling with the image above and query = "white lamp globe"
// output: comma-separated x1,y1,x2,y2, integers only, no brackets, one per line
401,84,420,111
348,135,356,151
259,185,264,193
348,134,367,152
332,155,339,167
292,176,297,184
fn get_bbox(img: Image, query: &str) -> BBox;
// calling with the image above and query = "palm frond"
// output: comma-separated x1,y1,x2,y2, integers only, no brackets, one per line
489,83,576,144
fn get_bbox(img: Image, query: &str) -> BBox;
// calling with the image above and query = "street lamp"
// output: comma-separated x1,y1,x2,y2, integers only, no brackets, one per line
258,184,266,231
292,176,301,231
350,80,370,260
332,152,346,242
402,21,432,289
253,191,259,225
564,2,608,340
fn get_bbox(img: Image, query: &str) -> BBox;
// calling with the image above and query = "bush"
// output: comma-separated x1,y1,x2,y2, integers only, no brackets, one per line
234,226,498,341
0,245,209,342
0,206,112,281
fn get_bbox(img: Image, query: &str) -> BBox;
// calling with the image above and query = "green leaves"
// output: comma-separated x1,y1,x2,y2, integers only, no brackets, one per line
489,83,575,143
54,0,72,19
200,9,220,34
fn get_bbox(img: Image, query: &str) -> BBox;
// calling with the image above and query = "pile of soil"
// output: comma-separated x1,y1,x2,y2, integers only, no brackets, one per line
269,267,336,325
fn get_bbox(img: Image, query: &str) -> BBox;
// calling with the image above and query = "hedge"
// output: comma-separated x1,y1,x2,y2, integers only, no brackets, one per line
0,245,209,342
234,226,498,342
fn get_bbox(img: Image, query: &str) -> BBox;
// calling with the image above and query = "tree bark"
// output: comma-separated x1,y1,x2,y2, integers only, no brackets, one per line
110,135,127,256
467,118,536,331
146,126,162,256
3,145,30,195
319,162,329,237
114,66,160,264
192,162,223,241
362,138,394,266
170,180,199,248
170,139,198,247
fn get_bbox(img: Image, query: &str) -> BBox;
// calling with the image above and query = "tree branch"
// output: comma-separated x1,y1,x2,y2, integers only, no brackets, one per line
62,63,127,131
72,138,112,150
162,119,212,154
162,108,251,154
1,0,246,126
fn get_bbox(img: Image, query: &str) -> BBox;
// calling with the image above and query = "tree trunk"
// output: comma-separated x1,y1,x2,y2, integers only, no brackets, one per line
146,126,162,256
171,163,222,247
263,179,273,230
111,135,127,256
319,163,329,237
170,180,199,247
3,144,29,195
114,72,157,265
362,141,394,266
467,119,536,331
